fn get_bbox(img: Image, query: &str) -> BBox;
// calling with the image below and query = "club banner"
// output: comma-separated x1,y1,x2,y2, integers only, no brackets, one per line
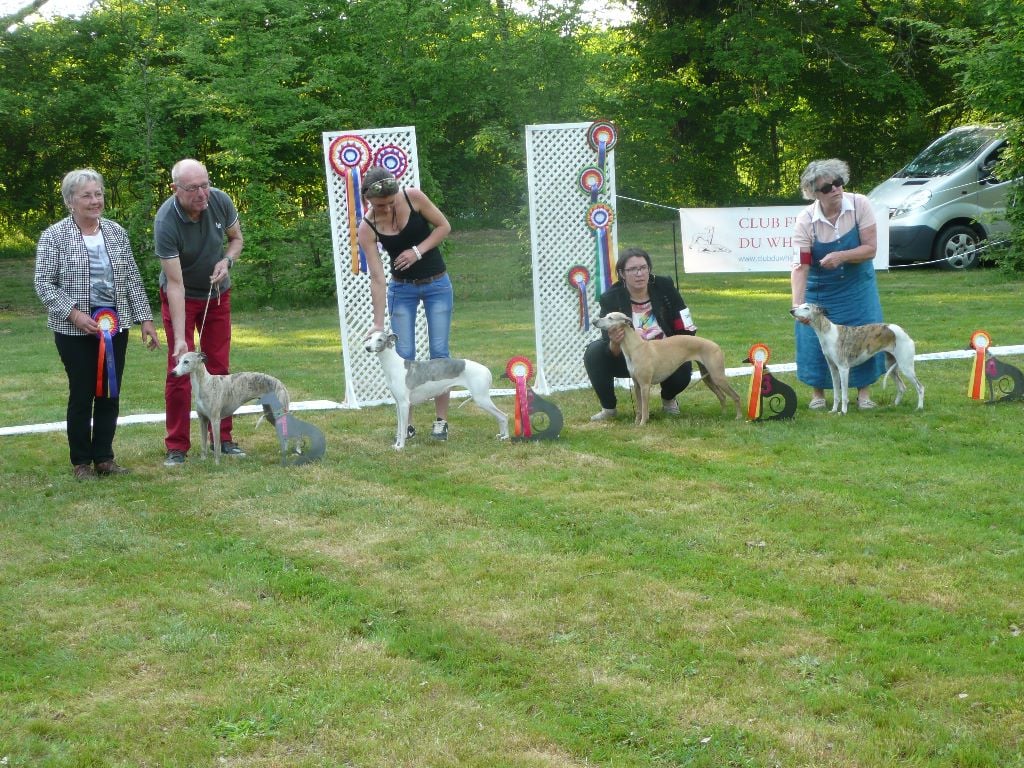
678,205,889,273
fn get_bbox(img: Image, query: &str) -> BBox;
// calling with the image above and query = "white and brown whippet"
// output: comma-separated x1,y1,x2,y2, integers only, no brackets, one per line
171,351,291,463
790,302,924,414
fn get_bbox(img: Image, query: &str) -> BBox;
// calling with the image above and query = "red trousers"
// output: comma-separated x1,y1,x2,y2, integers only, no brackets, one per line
161,288,233,453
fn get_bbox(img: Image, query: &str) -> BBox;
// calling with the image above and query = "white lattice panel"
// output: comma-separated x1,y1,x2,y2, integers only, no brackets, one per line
526,123,618,393
322,126,428,408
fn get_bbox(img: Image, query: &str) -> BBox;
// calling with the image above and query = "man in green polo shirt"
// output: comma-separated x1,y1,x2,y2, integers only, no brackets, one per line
155,158,244,467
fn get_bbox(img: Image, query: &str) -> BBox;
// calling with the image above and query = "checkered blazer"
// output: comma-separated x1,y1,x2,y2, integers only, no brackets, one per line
34,217,154,336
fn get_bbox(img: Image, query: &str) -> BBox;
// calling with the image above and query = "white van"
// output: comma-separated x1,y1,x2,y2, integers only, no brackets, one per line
868,125,1015,269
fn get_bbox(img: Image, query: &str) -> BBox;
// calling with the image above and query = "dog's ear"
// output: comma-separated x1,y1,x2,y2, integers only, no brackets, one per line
386,333,398,347
199,352,208,363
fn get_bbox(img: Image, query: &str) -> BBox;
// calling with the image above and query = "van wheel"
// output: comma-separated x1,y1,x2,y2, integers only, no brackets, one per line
934,225,981,270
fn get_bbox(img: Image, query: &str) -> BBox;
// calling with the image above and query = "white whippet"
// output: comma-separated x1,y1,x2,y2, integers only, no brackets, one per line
171,351,291,463
790,302,924,414
364,330,509,450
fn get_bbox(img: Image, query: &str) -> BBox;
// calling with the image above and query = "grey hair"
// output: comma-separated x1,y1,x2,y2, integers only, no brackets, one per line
799,159,851,201
61,168,104,208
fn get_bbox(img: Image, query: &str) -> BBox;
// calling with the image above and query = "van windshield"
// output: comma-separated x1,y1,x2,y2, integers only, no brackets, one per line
896,127,999,178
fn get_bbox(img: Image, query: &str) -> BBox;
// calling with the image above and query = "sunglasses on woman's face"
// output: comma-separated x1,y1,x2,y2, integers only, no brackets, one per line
817,178,845,195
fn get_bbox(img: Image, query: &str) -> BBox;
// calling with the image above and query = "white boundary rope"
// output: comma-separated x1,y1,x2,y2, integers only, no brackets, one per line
3,346,1021,436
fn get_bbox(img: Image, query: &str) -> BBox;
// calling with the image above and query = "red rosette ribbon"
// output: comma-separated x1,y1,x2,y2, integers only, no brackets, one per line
746,343,770,420
92,308,120,398
505,357,534,438
578,166,604,203
586,203,615,291
329,135,373,273
968,330,991,400
587,120,618,169
568,266,591,331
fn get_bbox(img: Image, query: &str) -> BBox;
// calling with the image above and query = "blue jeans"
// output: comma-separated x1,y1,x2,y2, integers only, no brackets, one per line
387,274,453,361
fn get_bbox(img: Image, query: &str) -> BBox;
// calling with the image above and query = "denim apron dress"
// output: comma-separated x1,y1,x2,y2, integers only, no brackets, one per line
794,210,885,389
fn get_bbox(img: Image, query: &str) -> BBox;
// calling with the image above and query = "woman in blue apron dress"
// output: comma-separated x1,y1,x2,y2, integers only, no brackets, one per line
791,159,885,409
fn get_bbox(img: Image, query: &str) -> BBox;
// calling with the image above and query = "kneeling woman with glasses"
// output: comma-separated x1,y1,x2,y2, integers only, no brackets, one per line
585,247,699,421
359,166,454,440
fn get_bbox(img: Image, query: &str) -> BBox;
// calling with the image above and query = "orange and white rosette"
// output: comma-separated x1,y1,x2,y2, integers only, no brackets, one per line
968,330,991,399
505,356,534,438
746,343,770,420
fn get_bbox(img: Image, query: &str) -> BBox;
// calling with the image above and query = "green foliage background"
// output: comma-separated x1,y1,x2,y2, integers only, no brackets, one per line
1,0,1023,305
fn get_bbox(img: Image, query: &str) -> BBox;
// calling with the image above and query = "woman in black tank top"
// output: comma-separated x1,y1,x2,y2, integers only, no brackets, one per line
358,166,455,440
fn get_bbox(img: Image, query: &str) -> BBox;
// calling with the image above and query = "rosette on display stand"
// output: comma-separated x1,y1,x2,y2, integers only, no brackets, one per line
567,266,591,331
586,203,615,292
504,357,563,441
968,330,1024,403
578,165,604,204
587,120,617,171
374,144,409,179
328,134,373,273
743,343,797,420
967,330,991,400
92,308,120,398
745,343,769,420
506,356,534,439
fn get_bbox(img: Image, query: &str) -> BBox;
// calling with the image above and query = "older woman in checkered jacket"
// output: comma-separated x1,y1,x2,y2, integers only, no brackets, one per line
34,168,160,480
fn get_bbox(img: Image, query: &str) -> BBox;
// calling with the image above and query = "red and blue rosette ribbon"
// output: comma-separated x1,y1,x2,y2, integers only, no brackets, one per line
586,203,615,292
568,266,591,331
505,357,534,438
578,166,604,204
92,308,120,399
587,120,618,171
329,134,373,274
968,330,991,400
746,343,770,420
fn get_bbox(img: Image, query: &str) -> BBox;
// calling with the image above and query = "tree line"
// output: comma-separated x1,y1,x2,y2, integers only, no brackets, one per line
1,0,1021,306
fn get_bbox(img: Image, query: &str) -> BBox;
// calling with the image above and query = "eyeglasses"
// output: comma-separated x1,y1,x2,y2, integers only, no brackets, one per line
622,265,650,276
365,178,399,197
817,178,844,195
178,182,211,193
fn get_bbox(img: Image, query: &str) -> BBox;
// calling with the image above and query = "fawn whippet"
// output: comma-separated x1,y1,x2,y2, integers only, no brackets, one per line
593,311,742,425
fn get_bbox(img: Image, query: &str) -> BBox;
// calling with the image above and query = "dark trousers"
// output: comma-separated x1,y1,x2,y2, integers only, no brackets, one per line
584,338,693,409
54,330,129,466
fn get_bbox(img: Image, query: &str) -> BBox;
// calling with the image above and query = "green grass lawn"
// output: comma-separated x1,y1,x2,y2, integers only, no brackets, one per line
2,224,1023,767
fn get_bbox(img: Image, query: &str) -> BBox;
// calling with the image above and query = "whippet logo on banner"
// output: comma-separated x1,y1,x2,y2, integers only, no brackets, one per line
678,205,889,273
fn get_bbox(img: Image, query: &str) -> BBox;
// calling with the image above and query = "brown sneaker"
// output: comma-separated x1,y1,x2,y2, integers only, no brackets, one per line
73,464,98,480
95,460,130,476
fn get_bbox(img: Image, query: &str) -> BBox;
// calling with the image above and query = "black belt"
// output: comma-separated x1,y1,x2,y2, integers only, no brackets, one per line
391,271,446,285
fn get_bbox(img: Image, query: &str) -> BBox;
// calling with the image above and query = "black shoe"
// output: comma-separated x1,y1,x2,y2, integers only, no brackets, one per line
163,450,186,467
220,441,247,457
431,419,449,441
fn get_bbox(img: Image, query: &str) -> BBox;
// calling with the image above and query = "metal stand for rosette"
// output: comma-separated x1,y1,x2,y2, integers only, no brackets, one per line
754,368,798,420
259,393,326,465
984,356,1024,403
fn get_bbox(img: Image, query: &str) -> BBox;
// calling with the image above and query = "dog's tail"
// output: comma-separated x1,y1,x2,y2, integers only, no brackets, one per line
881,354,900,390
